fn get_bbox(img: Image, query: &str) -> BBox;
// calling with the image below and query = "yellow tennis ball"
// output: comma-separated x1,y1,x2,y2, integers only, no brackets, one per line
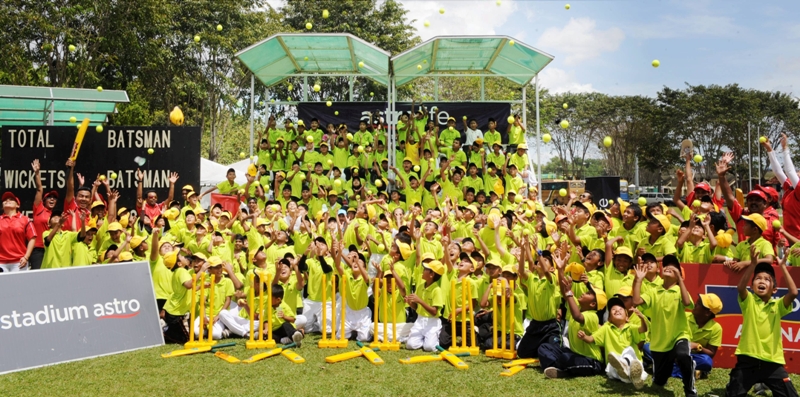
523,229,532,236
603,136,612,147
507,116,515,124
439,8,445,14
334,179,342,187
563,103,568,109
327,159,333,165
216,24,223,31
496,0,502,5
239,152,246,159
417,64,422,70
288,84,293,90
193,35,200,43
424,20,430,27
237,189,245,195
378,243,386,251
565,4,571,10
357,145,364,153
69,116,77,123
413,165,420,172
96,86,103,92
524,210,533,218
560,120,570,129
326,101,332,107
448,126,454,131
305,22,312,30
110,172,117,180
652,59,660,68
313,84,321,92
638,197,647,206
514,195,522,203
307,135,314,143
366,189,372,195
375,179,383,187
96,125,103,133
99,175,106,181
559,188,567,197
358,61,364,68
509,40,515,46
773,220,782,229
759,136,767,143
148,148,154,154
543,133,552,143
322,9,329,19
346,133,353,141
694,154,703,163
692,200,701,208
68,44,76,52
335,111,339,115
370,92,374,96
299,174,306,181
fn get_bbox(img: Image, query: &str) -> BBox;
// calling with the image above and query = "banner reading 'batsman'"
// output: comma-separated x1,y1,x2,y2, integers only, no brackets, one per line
1,126,201,212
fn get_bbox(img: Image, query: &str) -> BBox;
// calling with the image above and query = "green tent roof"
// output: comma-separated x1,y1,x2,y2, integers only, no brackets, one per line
235,33,391,87
391,36,554,86
0,85,129,127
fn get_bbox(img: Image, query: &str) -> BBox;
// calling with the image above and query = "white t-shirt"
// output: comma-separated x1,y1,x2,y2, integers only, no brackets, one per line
465,128,483,146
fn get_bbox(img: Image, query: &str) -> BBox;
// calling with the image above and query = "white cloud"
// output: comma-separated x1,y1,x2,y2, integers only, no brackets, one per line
536,18,625,65
537,67,595,94
399,0,517,41
632,14,741,39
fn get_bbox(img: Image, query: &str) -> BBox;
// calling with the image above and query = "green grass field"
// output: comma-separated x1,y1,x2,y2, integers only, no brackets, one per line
1,334,791,397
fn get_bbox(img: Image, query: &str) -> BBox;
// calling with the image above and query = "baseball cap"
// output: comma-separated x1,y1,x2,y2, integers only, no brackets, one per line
698,293,723,315
662,254,681,271
616,198,629,214
573,201,596,215
207,256,223,267
615,286,633,297
694,182,712,192
614,246,633,259
742,213,767,232
423,260,445,276
641,252,657,263
746,189,768,201
607,297,626,311
118,251,133,261
130,235,145,249
501,264,518,275
586,283,608,311
650,214,671,232
565,262,585,281
2,192,20,205
91,200,106,209
107,222,123,232
756,185,779,202
43,190,59,199
182,184,194,191
517,143,528,150
163,250,179,269
190,252,208,261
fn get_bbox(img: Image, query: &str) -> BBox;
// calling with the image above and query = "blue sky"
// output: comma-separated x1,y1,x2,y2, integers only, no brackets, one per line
397,0,800,97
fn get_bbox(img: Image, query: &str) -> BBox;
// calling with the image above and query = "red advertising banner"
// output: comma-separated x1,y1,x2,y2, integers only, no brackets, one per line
683,263,800,373
209,193,241,217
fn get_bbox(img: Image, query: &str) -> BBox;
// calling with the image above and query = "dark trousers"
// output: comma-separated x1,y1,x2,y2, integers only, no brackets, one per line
439,317,475,349
28,247,44,270
537,343,604,377
652,339,696,397
163,311,189,344
475,311,519,350
157,299,166,315
517,318,562,359
726,355,799,397
272,321,297,341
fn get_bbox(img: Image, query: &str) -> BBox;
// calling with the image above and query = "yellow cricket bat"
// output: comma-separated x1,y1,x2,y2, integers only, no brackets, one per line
241,348,283,364
70,118,90,161
500,365,527,377
325,350,364,363
160,345,211,358
502,358,539,368
436,346,468,370
360,345,384,366
214,351,240,364
281,349,305,364
399,352,471,364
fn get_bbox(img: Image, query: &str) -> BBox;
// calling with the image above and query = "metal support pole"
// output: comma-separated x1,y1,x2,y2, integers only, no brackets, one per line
434,76,439,101
303,76,309,102
480,76,485,101
748,122,752,191
757,125,761,183
635,154,640,197
535,74,542,202
349,76,354,102
249,74,255,159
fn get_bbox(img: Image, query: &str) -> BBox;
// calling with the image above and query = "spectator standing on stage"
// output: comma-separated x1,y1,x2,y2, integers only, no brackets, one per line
62,159,91,232
31,159,58,270
0,192,36,273
136,168,179,227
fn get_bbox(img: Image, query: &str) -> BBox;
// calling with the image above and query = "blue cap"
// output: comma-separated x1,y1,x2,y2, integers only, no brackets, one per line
337,209,347,216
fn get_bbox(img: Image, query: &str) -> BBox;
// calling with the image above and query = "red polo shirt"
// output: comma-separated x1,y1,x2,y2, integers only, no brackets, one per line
0,212,36,263
32,202,51,248
62,198,91,232
730,200,782,251
141,201,167,227
783,181,800,242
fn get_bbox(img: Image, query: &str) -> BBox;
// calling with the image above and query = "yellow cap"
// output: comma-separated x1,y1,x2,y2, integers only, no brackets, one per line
593,288,608,311
741,213,767,232
651,214,671,232
107,222,123,232
221,211,233,219
617,198,629,214
615,286,633,297
255,218,268,227
699,293,723,315
130,235,145,249
397,241,414,260
614,246,633,259
565,262,585,281
164,208,180,221
118,251,133,261
91,200,106,210
424,260,445,276
163,250,179,269
465,205,479,214
501,264,518,275
182,184,194,191
207,256,223,267
366,205,376,219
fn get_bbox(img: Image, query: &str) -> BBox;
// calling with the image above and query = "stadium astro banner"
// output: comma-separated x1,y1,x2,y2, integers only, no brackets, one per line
0,262,164,374
297,102,512,142
0,126,201,214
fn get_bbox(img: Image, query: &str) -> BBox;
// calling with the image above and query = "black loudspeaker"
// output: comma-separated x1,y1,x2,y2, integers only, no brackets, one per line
585,176,621,209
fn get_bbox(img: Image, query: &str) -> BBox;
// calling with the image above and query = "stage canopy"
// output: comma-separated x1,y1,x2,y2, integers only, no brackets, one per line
0,85,129,127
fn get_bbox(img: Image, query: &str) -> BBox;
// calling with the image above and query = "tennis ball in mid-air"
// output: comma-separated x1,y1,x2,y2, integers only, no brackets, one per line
313,84,321,92
565,4,571,10
346,133,353,141
560,120,569,129
217,24,223,31
514,195,522,203
497,0,502,5
357,145,364,153
376,179,383,187
148,148,154,154
193,35,200,43
322,10,329,19
439,8,445,14
370,92,374,96
417,64,422,70
692,200,701,208
69,116,77,123
110,172,118,180
334,179,342,187
652,59,660,68
96,125,103,133
239,152,246,159
563,103,568,109
68,44,76,52
326,101,332,107
413,165,421,172
99,175,106,181
358,61,364,68
306,22,313,30
542,133,552,143
559,189,567,197
507,116,515,124
638,197,647,206
448,126,454,131
524,210,533,218
97,86,103,92
509,40,515,46
759,136,767,143
378,243,386,251
694,154,703,163
306,136,314,143
237,189,245,195
773,220,782,229
327,159,333,165
603,136,612,147
334,111,339,116
424,21,430,27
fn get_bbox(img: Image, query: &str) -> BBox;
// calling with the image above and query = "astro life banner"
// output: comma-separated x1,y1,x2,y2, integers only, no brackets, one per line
1,126,201,213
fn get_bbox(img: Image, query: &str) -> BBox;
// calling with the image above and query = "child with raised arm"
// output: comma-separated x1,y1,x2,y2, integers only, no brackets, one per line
633,254,696,397
725,250,799,397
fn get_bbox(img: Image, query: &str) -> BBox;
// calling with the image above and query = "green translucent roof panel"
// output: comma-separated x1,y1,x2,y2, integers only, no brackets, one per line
0,85,128,127
235,33,391,87
391,36,554,86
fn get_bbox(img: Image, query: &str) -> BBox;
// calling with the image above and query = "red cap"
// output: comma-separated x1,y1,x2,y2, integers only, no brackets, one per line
43,190,59,199
694,182,712,192
746,189,768,201
1,192,19,205
756,185,779,202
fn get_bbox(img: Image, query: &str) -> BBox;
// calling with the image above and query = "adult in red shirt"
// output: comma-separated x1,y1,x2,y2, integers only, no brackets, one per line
30,159,59,270
0,192,36,273
62,158,92,232
716,154,781,251
136,168,178,227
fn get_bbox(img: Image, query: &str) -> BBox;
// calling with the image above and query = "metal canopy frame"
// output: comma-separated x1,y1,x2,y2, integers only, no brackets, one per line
0,85,129,127
238,35,554,198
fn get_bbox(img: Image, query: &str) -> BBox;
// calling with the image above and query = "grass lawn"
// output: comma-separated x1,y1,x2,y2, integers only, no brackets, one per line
1,334,791,396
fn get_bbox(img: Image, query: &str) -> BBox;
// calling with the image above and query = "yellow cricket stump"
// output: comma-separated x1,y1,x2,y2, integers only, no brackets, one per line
319,274,348,348
246,272,276,349
449,278,479,356
184,274,201,348
370,278,400,351
486,279,516,359
187,273,216,348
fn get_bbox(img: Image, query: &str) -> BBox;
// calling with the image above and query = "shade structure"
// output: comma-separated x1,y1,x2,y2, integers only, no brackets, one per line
391,36,554,86
235,33,391,88
0,85,129,127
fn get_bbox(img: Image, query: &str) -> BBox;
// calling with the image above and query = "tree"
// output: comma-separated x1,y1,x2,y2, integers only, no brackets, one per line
598,96,657,181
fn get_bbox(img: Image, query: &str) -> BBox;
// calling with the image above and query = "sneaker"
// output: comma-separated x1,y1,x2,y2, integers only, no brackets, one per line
695,370,702,380
607,353,630,380
221,329,230,339
544,367,567,379
292,330,303,347
754,383,769,395
280,337,291,344
629,360,645,390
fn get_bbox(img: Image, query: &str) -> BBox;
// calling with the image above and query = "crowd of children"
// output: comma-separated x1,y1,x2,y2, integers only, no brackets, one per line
3,114,799,396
